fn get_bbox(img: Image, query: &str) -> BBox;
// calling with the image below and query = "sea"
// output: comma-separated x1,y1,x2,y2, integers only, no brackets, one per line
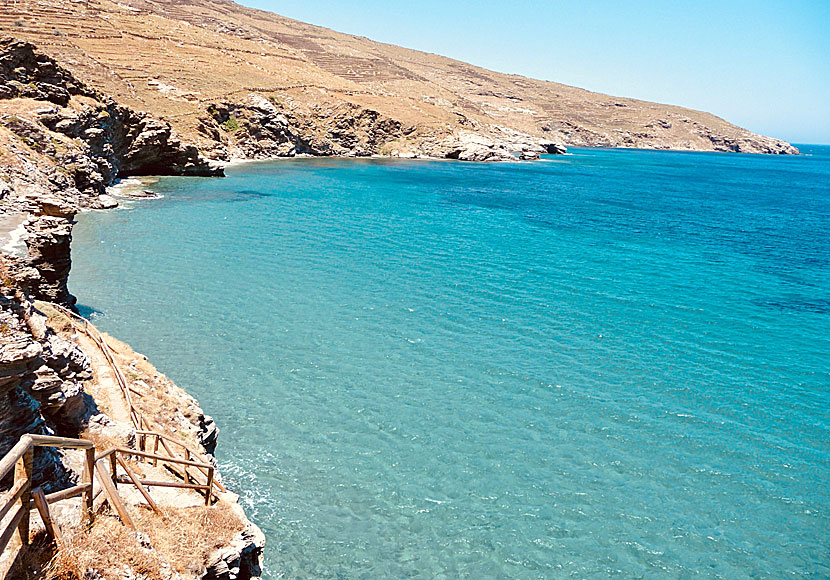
68,145,830,579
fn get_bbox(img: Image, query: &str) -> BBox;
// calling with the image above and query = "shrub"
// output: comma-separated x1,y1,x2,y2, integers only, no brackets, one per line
220,116,241,132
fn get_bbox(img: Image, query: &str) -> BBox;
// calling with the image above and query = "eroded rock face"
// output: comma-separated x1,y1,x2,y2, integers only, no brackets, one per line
0,39,227,302
430,128,564,162
0,289,89,490
21,214,75,304
201,94,408,160
25,331,93,429
38,103,223,184
0,39,222,196
202,506,266,580
198,92,560,163
0,38,93,106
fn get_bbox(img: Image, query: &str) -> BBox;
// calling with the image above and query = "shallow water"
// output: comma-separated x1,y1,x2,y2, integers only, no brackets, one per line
70,146,830,579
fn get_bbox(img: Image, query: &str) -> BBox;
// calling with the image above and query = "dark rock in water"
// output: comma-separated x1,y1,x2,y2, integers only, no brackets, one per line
199,413,219,455
543,142,568,155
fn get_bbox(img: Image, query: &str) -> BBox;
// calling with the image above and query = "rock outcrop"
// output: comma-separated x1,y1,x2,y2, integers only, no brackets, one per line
199,93,410,160
0,39,227,303
1,39,222,188
203,508,266,580
0,288,90,490
0,37,92,106
198,93,562,162
430,129,554,162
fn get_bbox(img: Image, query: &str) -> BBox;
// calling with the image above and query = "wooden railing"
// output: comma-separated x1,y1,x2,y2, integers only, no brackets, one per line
93,446,217,529
50,304,145,431
50,304,226,495
0,301,239,568
136,431,225,494
0,434,219,562
0,435,94,553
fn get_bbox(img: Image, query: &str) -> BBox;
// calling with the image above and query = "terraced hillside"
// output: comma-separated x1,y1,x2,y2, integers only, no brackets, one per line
0,0,797,159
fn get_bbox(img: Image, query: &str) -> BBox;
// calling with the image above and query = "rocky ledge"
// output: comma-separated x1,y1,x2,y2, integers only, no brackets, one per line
196,92,564,162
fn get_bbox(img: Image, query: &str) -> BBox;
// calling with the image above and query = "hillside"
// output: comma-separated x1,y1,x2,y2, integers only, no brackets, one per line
0,0,797,161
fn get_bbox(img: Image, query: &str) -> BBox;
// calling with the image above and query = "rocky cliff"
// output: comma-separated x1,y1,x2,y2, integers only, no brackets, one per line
0,287,88,491
0,38,222,302
0,39,263,579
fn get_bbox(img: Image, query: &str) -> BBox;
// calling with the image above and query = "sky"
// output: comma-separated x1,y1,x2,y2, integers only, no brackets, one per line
237,1,830,145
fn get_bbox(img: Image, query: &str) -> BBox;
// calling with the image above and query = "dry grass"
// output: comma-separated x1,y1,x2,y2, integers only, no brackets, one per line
43,502,245,579
46,513,162,580
33,301,73,334
0,260,17,290
79,427,128,454
133,504,245,573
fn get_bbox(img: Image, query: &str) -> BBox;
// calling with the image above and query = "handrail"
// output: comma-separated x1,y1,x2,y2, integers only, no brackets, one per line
0,434,95,555
0,431,220,561
51,304,144,430
51,304,226,495
0,299,238,563
0,435,94,480
135,431,227,493
95,447,216,510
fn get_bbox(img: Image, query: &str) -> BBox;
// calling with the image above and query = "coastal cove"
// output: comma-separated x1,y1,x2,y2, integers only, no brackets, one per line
68,147,830,578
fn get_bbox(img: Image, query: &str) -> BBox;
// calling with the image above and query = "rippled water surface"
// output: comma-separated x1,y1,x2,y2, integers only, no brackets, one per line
69,146,830,579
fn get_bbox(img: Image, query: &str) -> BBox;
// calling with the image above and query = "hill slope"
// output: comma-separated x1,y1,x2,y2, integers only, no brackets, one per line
0,0,797,159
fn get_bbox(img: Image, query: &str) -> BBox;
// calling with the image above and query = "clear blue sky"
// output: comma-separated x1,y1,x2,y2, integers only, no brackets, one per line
238,1,830,144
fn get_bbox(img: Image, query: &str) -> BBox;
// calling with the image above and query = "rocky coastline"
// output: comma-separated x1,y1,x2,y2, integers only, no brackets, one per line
0,39,263,579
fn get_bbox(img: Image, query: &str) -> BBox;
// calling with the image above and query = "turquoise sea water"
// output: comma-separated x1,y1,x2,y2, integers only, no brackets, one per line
69,146,830,579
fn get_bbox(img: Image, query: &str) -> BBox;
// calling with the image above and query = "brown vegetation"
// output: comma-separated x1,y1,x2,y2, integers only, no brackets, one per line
0,0,797,155
45,504,244,579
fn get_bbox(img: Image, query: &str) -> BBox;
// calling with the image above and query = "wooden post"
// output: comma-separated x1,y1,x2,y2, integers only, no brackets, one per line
94,458,135,530
82,447,95,524
183,449,191,485
14,447,32,546
31,488,62,545
205,466,214,506
152,435,159,467
109,452,118,487
157,438,187,481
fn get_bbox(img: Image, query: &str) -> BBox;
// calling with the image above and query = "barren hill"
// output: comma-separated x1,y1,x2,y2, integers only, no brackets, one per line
0,0,797,160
